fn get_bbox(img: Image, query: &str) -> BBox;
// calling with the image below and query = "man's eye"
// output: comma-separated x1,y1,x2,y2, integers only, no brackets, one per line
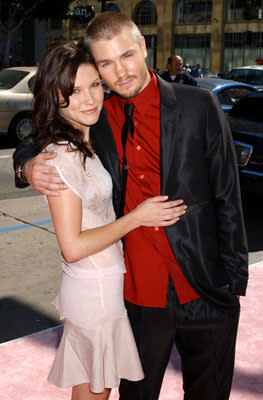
125,54,132,58
102,62,110,68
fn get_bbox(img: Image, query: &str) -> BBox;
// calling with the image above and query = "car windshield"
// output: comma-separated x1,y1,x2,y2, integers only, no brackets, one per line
225,69,263,85
0,70,29,89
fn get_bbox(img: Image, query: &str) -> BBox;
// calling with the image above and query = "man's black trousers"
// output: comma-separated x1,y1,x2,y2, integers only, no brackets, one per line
119,294,240,400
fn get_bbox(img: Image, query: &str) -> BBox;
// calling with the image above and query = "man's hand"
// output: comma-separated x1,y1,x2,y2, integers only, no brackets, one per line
23,152,68,196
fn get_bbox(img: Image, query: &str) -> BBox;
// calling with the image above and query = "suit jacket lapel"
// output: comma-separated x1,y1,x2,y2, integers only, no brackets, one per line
157,75,179,194
91,108,121,196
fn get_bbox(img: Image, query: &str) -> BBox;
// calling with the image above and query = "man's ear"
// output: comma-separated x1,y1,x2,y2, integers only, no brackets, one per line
141,36,148,58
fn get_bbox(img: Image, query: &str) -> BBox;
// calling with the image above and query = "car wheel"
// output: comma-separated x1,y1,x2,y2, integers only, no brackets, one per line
9,113,33,144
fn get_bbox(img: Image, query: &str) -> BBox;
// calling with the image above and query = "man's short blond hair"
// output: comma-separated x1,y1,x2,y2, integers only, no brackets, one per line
83,11,142,48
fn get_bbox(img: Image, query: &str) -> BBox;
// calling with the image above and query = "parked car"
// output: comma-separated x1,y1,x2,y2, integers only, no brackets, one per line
227,91,263,192
196,78,257,113
200,67,218,78
0,66,36,143
224,66,263,91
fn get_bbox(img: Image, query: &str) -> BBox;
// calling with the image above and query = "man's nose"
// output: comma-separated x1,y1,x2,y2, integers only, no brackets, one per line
114,61,126,78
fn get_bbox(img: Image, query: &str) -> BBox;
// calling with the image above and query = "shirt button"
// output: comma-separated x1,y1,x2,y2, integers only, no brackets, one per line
136,145,141,151
139,174,144,180
154,227,159,231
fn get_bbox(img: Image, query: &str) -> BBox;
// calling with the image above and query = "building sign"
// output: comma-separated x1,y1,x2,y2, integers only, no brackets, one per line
71,6,95,21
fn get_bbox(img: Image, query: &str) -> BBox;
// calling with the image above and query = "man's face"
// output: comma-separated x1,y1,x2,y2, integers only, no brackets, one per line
168,56,183,76
89,29,151,99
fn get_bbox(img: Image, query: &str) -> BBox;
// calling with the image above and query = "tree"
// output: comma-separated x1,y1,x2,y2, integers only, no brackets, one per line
0,0,73,66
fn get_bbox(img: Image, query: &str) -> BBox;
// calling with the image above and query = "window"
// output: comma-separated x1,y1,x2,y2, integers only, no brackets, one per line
144,35,157,69
134,1,157,25
247,69,263,84
175,0,212,24
217,86,255,106
174,34,210,67
225,68,263,85
28,76,35,92
225,68,250,82
229,95,263,122
106,3,120,12
0,70,29,90
224,32,263,72
225,0,263,22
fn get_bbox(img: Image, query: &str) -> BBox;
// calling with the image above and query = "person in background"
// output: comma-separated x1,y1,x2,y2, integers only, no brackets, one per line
160,54,197,86
191,63,203,78
183,63,192,74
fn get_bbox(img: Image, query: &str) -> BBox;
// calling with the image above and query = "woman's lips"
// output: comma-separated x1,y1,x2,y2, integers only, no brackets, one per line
81,108,97,114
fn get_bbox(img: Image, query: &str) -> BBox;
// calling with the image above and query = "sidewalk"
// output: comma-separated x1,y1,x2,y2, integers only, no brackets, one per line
1,263,262,400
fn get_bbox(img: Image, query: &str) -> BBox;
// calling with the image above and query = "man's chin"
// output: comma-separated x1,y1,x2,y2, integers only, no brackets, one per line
114,86,140,99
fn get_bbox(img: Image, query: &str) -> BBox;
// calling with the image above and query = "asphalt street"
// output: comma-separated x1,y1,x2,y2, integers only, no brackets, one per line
0,135,263,343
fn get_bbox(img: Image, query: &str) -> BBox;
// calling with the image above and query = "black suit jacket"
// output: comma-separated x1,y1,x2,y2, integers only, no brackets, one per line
160,70,197,86
13,75,248,312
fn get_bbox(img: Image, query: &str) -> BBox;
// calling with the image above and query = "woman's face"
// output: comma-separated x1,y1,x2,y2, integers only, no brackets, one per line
59,63,104,130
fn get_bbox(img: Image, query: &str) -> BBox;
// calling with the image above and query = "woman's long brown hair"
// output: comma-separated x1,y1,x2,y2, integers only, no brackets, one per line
32,41,98,165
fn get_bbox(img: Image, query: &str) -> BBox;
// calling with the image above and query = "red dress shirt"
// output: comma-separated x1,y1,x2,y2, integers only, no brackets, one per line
104,70,199,307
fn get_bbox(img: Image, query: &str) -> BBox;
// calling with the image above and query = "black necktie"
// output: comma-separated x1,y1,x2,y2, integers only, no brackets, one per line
118,103,135,218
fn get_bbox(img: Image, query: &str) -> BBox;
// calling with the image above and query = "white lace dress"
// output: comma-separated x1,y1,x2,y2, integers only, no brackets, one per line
44,143,144,392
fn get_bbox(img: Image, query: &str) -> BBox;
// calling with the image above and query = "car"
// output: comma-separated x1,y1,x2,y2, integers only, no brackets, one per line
200,67,218,78
0,66,36,143
224,66,263,91
196,78,257,113
227,91,263,192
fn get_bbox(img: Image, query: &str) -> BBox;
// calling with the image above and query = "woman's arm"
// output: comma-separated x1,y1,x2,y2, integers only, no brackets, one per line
47,189,186,263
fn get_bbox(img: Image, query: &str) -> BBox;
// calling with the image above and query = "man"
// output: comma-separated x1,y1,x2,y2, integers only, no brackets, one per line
183,63,192,74
13,12,248,400
160,54,197,85
191,63,202,78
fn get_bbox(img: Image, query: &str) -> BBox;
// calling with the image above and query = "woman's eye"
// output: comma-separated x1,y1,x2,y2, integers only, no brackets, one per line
73,88,80,94
92,82,101,88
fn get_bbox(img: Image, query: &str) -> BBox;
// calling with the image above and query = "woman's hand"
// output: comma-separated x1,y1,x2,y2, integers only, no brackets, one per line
132,196,187,228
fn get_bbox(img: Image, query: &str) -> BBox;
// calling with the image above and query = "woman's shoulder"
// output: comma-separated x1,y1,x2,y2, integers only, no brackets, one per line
43,142,83,167
43,141,73,153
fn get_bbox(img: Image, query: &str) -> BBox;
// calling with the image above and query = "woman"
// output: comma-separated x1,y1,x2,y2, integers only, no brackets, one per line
32,42,186,400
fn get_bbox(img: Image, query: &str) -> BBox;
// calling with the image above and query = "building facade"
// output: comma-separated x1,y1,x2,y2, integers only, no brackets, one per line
66,0,263,73
4,1,261,72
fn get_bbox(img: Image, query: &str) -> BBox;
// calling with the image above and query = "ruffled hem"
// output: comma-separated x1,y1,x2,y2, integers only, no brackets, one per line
47,316,144,393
